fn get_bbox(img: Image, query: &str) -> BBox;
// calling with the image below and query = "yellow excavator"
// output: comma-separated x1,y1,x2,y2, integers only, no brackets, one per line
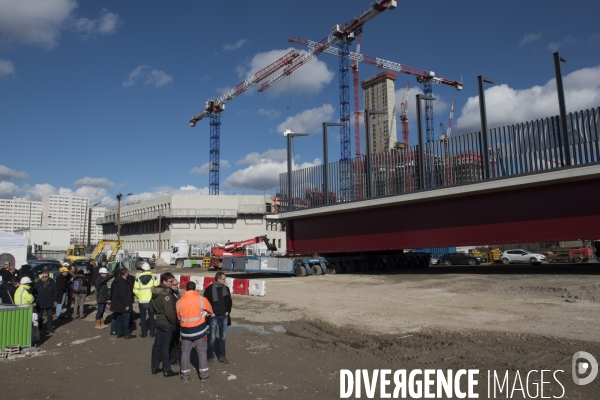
63,240,124,266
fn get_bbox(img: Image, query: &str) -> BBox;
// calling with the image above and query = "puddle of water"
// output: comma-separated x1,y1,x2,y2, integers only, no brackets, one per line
228,323,286,335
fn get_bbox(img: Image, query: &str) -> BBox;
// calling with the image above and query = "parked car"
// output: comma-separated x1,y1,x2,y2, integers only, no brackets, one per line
439,252,482,266
27,260,61,280
135,257,156,270
501,249,546,265
72,258,92,273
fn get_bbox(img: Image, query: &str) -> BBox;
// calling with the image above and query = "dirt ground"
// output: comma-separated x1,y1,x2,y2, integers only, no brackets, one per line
1,263,599,399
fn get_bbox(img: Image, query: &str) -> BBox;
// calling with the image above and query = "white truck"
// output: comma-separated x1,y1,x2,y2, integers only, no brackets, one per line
170,240,209,267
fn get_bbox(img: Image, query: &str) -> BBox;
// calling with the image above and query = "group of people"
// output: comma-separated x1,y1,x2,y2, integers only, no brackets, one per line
148,270,232,382
0,259,233,383
0,259,110,333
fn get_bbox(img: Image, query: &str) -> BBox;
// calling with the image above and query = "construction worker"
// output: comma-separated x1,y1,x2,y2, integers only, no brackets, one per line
133,263,159,338
176,281,213,383
14,277,35,306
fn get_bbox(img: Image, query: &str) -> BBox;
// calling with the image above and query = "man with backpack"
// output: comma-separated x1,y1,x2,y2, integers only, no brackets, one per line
70,270,88,319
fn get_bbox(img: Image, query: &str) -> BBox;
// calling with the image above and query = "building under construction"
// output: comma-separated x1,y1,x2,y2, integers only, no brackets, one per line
97,192,286,259
361,71,398,154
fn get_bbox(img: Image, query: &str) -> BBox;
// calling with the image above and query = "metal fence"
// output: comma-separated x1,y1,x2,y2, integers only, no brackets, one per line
279,107,600,211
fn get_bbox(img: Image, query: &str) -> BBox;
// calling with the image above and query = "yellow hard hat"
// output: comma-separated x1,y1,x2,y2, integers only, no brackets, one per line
59,267,69,273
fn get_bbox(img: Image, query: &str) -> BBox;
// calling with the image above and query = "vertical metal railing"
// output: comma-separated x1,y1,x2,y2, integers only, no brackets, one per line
279,107,600,211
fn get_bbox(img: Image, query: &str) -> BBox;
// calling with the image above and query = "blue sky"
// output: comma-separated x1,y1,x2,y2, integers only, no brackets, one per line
1,0,599,208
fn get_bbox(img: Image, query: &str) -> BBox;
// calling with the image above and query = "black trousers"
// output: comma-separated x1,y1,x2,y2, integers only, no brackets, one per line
151,323,175,371
169,323,181,363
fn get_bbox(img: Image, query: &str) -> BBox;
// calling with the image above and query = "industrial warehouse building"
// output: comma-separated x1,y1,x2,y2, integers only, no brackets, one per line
97,191,286,260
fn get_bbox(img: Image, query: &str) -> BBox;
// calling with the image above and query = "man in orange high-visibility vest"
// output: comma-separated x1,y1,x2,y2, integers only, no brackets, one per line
176,281,213,383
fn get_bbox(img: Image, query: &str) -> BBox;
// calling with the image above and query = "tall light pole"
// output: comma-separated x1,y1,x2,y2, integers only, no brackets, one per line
364,110,385,198
416,95,436,189
284,130,309,211
322,122,344,205
553,52,571,167
478,75,494,179
116,193,132,242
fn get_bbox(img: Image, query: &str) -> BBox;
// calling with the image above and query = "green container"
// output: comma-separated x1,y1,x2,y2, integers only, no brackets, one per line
0,305,32,349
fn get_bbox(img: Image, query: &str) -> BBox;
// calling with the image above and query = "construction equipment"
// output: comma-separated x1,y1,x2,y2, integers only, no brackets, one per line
259,0,398,201
63,240,123,266
89,240,124,263
288,36,463,147
63,245,87,266
189,50,300,195
210,235,278,269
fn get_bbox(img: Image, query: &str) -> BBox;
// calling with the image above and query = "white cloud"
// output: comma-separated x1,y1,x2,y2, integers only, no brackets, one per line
223,39,248,51
0,181,20,198
455,64,600,134
180,185,209,194
222,149,320,191
0,165,29,181
519,32,542,46
190,160,231,175
276,104,336,134
0,59,15,78
70,8,121,39
237,48,334,97
73,177,115,188
0,0,76,48
257,108,281,120
123,65,173,88
23,183,58,201
0,1,120,49
547,36,576,52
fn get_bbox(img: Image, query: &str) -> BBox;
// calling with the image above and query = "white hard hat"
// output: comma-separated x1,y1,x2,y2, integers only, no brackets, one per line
62,262,70,267
20,277,32,284
141,263,151,271
99,267,109,274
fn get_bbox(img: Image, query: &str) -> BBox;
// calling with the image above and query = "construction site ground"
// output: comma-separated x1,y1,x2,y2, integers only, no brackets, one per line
1,262,599,399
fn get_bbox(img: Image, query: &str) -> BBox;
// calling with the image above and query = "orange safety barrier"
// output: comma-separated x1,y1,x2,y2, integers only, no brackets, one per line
179,275,190,290
203,277,215,290
231,279,249,295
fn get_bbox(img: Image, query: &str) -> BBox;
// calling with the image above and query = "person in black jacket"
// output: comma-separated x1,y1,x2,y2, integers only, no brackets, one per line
204,271,233,365
34,272,58,334
1,261,16,283
0,277,18,304
110,268,135,339
55,267,71,318
95,267,113,329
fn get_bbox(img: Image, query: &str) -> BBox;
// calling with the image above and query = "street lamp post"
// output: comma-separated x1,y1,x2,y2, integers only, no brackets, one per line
285,130,309,212
116,192,133,243
553,52,571,167
322,122,344,205
478,75,494,179
364,110,386,198
416,95,436,189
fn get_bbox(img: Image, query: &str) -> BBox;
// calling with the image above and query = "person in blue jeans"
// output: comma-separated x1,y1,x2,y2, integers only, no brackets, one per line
204,271,232,365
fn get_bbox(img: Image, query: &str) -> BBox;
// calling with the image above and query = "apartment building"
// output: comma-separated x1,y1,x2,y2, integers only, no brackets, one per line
0,198,42,232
